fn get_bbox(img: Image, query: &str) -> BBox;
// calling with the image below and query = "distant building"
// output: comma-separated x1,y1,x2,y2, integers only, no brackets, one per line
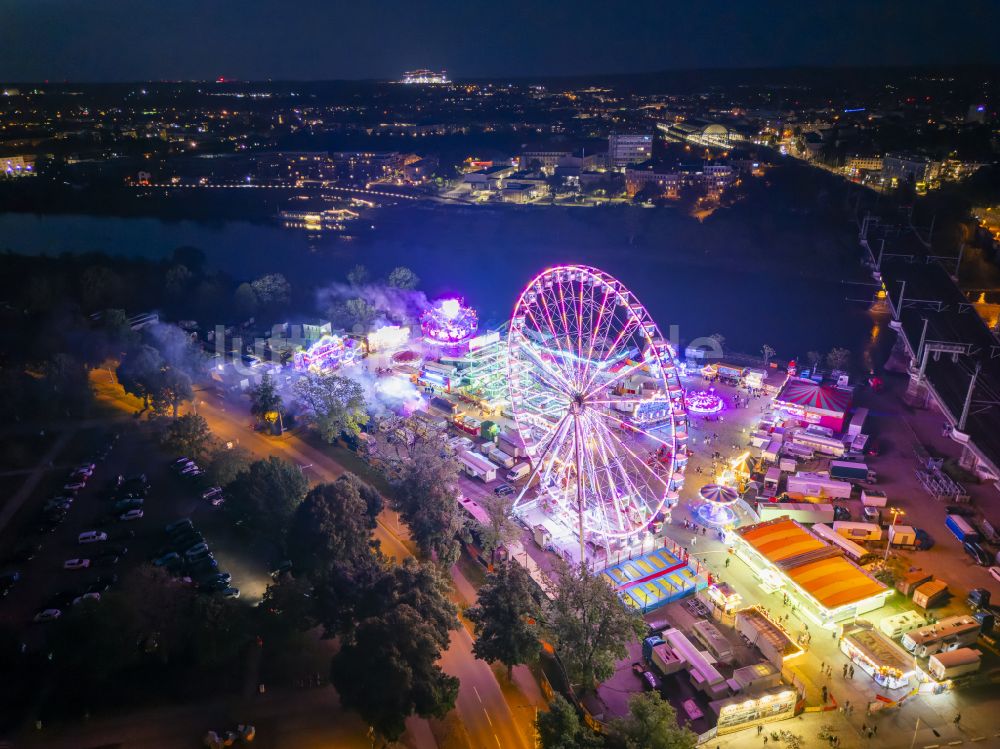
625,162,681,198
401,70,449,84
608,131,653,169
1,154,35,177
403,156,439,183
462,164,516,194
521,146,573,175
330,151,406,183
844,155,883,177
882,153,940,188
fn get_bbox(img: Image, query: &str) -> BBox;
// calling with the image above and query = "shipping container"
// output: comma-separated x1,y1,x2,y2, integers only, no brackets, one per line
829,460,873,482
888,524,917,548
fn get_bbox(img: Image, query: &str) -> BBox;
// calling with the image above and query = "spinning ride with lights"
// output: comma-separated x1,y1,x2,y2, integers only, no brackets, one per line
695,483,739,527
685,389,725,415
421,298,478,346
507,265,689,554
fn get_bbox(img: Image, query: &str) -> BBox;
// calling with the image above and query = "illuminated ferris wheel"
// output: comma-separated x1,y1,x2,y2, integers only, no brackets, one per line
507,265,689,549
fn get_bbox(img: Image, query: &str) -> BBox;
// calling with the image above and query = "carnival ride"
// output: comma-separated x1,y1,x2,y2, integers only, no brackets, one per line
506,265,689,554
421,298,478,346
685,388,725,415
293,334,362,373
695,483,739,527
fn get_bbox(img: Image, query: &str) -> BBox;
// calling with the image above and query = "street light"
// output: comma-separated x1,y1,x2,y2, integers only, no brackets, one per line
883,507,905,563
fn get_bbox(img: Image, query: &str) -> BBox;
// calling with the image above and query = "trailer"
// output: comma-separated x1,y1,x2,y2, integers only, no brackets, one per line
847,407,868,438
888,524,917,548
756,502,834,525
763,467,781,494
912,580,949,610
497,430,528,458
902,616,980,657
879,611,927,639
457,450,497,483
790,430,846,457
829,460,874,482
763,439,782,462
896,570,934,597
832,521,882,542
928,648,982,681
811,523,872,563
487,448,515,469
786,472,852,500
861,489,887,507
945,514,980,543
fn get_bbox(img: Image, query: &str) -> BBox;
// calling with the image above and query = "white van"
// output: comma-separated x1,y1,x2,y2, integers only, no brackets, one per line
78,531,108,544
507,463,531,482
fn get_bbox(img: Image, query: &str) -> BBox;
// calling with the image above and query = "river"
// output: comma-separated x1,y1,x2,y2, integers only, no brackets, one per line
0,204,889,365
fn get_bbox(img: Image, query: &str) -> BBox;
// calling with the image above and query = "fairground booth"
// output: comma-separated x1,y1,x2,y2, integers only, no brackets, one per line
730,518,892,629
773,378,852,432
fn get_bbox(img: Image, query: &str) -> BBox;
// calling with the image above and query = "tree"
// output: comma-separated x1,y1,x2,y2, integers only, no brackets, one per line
547,560,645,690
161,413,212,459
286,476,380,576
387,266,420,290
249,372,283,428
116,344,164,409
826,347,851,372
150,364,193,417
536,694,603,749
390,440,465,565
466,561,542,679
251,273,291,307
293,372,369,443
345,297,378,333
233,282,258,318
605,692,696,749
258,574,317,636
164,264,193,297
227,457,309,539
761,344,776,368
479,493,520,564
330,603,459,743
205,443,253,487
347,264,370,287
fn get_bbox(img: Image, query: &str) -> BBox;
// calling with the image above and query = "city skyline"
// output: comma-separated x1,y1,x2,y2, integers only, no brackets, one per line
2,0,999,82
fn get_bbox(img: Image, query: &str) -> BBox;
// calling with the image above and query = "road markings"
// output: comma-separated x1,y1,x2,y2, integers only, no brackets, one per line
495,734,502,749
473,685,483,703
484,709,493,727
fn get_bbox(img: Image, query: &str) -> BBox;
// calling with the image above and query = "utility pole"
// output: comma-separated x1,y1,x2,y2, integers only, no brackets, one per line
894,280,906,321
957,361,981,432
916,318,929,369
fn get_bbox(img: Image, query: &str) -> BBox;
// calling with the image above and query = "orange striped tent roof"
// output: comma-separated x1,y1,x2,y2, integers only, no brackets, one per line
738,518,887,609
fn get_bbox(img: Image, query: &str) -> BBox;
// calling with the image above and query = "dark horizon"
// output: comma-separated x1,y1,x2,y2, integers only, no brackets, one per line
2,0,998,83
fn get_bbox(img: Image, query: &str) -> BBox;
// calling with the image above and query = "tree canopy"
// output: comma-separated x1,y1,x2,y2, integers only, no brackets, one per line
389,440,465,565
547,560,645,690
161,413,212,459
466,560,542,679
227,457,309,540
536,694,603,749
293,372,369,443
605,692,697,749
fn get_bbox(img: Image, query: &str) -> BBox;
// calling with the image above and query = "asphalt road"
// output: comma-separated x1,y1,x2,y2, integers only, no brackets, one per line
89,371,538,749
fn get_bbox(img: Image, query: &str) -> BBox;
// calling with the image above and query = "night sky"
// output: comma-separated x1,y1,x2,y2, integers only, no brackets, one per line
2,0,998,81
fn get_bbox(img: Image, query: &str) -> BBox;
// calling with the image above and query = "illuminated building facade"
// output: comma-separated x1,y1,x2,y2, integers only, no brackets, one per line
401,70,450,84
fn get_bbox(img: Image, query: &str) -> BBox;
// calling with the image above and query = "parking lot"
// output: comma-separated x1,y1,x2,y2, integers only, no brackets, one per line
0,421,273,650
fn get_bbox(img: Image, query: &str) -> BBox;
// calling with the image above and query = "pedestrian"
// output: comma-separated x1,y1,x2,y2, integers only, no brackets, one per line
872,725,878,736
843,664,848,678
832,630,837,639
763,736,767,746
849,665,855,679
758,725,763,735
820,660,825,672
954,714,961,725
862,723,868,734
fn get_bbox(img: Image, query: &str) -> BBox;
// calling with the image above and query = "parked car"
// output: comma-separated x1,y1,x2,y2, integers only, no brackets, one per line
632,662,659,691
119,509,144,522
221,587,240,599
72,592,101,605
113,498,144,513
63,481,87,493
64,558,91,570
833,506,851,522
493,483,515,497
914,528,934,550
201,487,223,501
964,541,992,566
863,506,881,523
33,608,62,623
153,552,181,567
78,531,108,544
165,518,193,534
184,542,210,557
